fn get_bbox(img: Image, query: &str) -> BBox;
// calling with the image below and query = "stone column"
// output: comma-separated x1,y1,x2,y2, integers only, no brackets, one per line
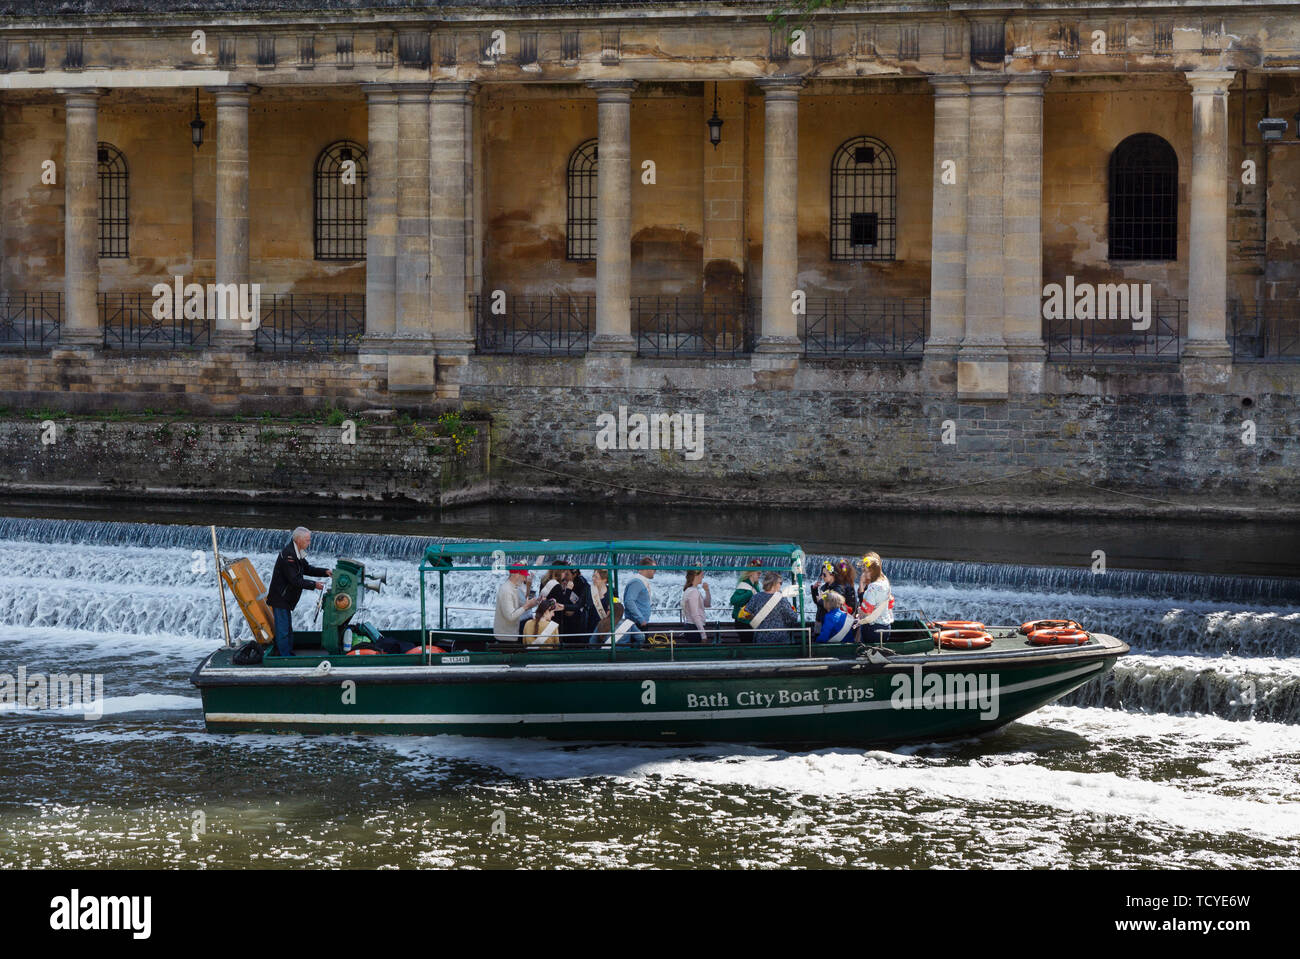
362,84,398,345
390,83,434,392
61,89,104,348
213,86,255,348
1002,73,1049,365
958,76,1009,398
430,81,476,355
755,76,803,356
925,77,969,372
587,80,637,353
1185,70,1234,359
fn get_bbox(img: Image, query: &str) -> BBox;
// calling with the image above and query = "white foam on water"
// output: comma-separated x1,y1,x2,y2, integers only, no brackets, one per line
0,693,200,716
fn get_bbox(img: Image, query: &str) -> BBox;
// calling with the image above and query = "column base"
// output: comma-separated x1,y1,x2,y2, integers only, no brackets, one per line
57,328,101,350
956,347,1010,399
434,353,470,400
211,328,255,351
753,335,802,357
919,353,958,392
1182,339,1232,360
432,334,477,356
588,332,636,354
388,353,438,394
751,348,799,389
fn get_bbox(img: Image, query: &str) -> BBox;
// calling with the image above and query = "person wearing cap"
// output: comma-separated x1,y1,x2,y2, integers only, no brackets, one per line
495,564,541,642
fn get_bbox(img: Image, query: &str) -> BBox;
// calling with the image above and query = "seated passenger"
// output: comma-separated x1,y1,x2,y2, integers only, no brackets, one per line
815,591,855,644
856,551,895,644
523,598,561,648
619,557,656,646
587,568,611,643
553,563,589,642
681,568,712,643
729,559,764,643
740,571,802,645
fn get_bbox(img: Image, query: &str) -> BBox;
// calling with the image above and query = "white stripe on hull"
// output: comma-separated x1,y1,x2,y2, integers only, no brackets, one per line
207,662,1104,727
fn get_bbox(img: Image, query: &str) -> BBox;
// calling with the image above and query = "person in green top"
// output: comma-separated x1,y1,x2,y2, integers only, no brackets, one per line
729,559,764,644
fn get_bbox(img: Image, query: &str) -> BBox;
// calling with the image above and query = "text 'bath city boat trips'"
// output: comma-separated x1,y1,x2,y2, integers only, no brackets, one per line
191,539,1129,746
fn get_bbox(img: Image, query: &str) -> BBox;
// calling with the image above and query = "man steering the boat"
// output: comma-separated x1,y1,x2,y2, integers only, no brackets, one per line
267,526,333,657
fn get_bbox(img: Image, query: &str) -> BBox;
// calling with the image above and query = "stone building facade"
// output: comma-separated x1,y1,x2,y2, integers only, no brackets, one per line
0,2,1297,502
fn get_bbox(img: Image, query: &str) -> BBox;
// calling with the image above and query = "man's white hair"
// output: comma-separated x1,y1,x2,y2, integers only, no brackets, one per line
292,526,311,542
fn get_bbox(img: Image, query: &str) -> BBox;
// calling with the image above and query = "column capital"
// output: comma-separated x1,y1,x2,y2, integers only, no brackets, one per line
1005,72,1050,95
587,79,637,100
755,75,804,98
206,84,260,101
966,75,1011,95
1186,69,1236,95
362,82,397,101
394,82,435,99
55,88,107,104
928,75,970,96
431,80,479,102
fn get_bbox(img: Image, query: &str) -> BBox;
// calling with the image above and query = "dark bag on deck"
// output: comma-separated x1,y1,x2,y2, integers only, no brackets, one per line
233,641,264,665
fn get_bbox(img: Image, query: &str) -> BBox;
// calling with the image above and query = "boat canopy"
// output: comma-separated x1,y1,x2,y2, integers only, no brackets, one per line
422,540,805,573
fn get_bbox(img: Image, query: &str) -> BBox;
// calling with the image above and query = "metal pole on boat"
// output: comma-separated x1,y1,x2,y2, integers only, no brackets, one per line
211,525,232,648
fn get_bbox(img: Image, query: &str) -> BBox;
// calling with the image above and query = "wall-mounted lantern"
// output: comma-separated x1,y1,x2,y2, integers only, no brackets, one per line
190,89,206,149
706,82,723,150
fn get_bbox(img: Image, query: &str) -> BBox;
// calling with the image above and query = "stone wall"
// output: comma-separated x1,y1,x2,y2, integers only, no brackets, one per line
0,413,488,505
458,355,1300,510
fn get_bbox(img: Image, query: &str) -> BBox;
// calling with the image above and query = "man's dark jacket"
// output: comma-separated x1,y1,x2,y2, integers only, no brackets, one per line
267,542,330,610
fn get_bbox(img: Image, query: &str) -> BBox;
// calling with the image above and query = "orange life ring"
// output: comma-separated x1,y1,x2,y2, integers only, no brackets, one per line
346,646,381,655
939,628,994,649
1026,627,1090,646
404,645,447,655
938,620,985,632
1019,619,1082,635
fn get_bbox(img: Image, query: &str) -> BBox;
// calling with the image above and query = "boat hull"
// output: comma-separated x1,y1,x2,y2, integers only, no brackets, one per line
193,636,1126,746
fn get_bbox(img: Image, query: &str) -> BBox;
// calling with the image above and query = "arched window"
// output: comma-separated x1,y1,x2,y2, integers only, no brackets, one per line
314,139,368,260
1108,133,1177,261
830,136,896,261
566,138,598,261
97,142,128,258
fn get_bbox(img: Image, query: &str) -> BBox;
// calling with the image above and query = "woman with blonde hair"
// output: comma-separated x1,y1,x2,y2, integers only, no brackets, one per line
856,551,895,643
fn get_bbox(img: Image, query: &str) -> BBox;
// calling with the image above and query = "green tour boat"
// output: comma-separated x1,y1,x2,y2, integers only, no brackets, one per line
191,539,1128,746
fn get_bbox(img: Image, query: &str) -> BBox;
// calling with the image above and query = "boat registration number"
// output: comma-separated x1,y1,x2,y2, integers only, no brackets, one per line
440,655,471,664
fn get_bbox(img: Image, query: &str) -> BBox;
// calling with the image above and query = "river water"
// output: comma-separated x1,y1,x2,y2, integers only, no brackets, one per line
1,505,1298,869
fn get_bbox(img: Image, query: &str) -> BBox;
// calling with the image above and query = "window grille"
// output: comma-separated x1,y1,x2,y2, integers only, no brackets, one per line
1108,133,1177,261
566,139,598,261
830,136,896,261
97,142,129,259
314,140,368,261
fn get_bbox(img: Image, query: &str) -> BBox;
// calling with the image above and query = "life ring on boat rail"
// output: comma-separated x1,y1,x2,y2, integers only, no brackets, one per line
404,645,447,655
939,629,994,650
937,621,985,632
1026,627,1090,646
1019,619,1082,635
347,647,381,655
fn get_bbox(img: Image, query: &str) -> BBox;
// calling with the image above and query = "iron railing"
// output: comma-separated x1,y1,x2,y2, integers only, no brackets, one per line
801,296,928,358
0,292,61,348
473,294,592,355
634,295,754,358
1230,301,1300,361
1044,297,1184,361
255,293,365,353
100,292,210,349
